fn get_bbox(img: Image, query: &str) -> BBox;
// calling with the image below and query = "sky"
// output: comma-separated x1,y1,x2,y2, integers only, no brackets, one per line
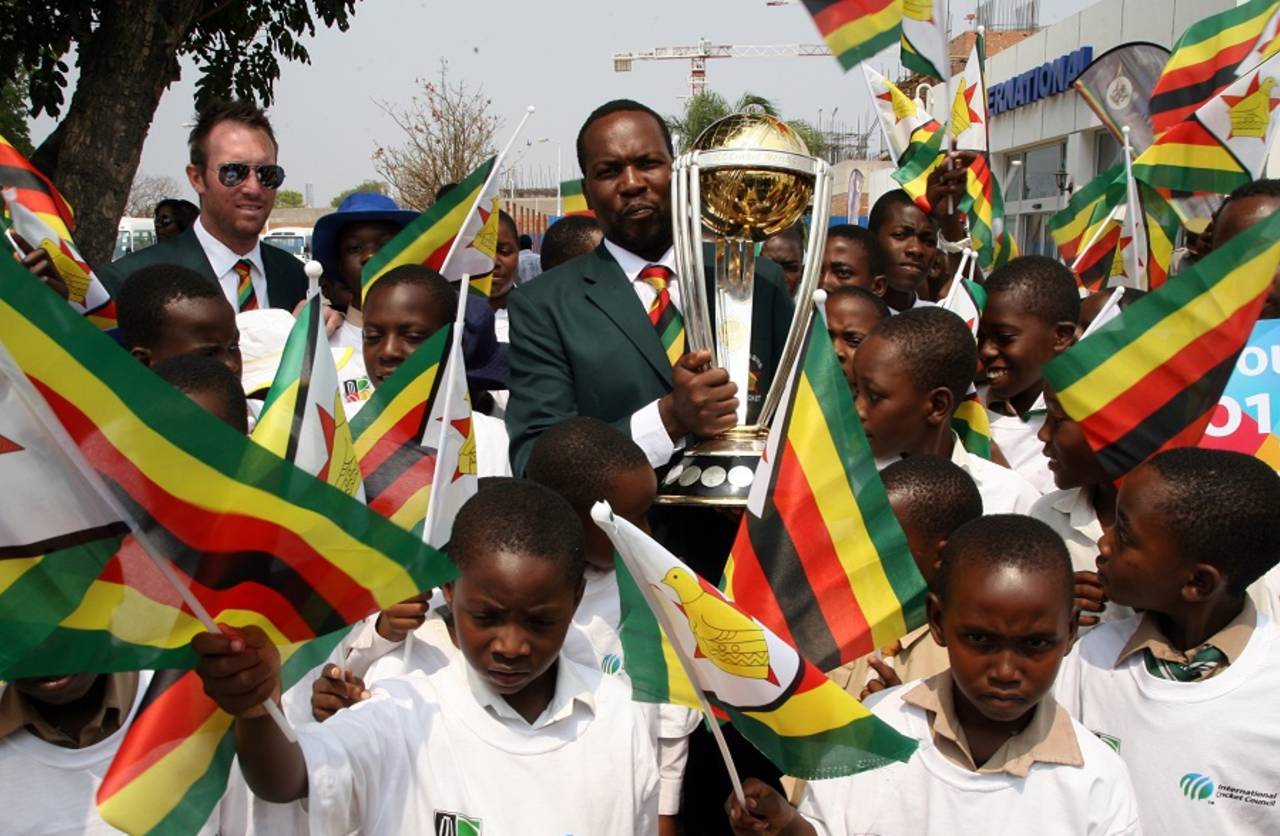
30,0,1095,209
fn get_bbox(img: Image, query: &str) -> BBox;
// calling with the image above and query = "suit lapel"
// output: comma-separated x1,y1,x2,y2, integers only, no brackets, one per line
174,228,220,283
582,246,673,385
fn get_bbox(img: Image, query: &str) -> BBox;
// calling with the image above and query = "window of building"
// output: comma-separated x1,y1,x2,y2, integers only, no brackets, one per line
1096,131,1123,175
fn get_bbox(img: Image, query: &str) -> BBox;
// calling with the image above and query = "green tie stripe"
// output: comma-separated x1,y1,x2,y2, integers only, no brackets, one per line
235,260,257,311
638,265,684,365
1142,645,1227,682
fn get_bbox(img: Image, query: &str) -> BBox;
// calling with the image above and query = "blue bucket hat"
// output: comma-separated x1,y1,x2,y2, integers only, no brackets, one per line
311,192,418,289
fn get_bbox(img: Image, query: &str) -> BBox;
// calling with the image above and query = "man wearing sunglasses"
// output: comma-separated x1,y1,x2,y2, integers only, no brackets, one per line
99,100,307,313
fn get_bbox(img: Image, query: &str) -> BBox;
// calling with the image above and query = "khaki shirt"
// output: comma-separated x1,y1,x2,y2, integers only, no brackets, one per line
1115,599,1256,677
0,672,139,749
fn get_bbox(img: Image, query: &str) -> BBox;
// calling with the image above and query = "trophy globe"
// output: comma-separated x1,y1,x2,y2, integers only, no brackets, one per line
659,111,833,505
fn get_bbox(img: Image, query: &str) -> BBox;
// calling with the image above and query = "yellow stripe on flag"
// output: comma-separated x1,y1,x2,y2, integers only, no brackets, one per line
825,4,902,56
790,375,909,649
352,364,443,460
59,580,293,650
95,708,234,834
742,677,875,737
1137,138,1243,174
365,182,485,286
0,303,423,607
0,556,39,597
1057,239,1280,418
1163,6,1279,73
659,630,701,709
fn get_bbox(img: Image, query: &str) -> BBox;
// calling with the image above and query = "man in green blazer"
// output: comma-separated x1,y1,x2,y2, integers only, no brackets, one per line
507,99,794,476
97,100,307,312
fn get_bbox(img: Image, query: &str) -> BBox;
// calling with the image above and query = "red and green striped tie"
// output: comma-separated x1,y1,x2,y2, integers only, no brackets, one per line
637,264,684,366
234,259,258,311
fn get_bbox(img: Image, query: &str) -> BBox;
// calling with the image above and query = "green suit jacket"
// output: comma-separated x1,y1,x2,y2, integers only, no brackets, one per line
96,227,308,310
507,243,794,475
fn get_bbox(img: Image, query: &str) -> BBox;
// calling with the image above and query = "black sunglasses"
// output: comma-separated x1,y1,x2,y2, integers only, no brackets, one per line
214,162,286,190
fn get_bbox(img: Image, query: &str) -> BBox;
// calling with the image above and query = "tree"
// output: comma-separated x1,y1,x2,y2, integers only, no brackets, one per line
124,172,183,216
330,179,387,207
0,0,362,265
276,189,305,208
0,72,34,157
373,60,501,211
665,92,827,158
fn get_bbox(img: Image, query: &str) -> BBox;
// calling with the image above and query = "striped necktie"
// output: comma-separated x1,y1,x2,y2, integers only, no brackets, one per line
234,259,258,311
637,264,684,366
1143,645,1227,682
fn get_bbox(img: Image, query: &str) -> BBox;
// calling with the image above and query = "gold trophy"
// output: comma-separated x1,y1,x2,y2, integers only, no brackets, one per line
657,111,832,505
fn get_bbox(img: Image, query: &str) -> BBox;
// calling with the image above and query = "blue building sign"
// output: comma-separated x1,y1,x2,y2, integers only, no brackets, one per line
988,46,1093,116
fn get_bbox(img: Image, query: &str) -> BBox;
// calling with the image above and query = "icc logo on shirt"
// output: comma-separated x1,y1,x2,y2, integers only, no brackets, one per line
435,811,483,836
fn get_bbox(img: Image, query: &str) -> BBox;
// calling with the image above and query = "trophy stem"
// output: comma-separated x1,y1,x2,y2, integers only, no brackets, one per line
714,239,755,427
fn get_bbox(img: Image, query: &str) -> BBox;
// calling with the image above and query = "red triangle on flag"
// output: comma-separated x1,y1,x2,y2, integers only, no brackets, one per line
0,434,23,455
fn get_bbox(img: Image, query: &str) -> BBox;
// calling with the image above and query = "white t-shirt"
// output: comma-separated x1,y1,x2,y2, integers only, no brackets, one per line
947,432,1041,514
296,652,660,835
1055,611,1280,835
0,672,217,836
798,682,1140,836
986,399,1056,495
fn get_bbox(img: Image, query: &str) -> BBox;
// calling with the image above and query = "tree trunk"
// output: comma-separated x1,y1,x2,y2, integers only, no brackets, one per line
31,0,203,266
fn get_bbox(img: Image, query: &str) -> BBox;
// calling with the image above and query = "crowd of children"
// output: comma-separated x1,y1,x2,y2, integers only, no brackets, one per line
4,93,1280,836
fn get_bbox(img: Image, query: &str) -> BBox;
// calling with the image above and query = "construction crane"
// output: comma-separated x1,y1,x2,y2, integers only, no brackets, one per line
612,38,832,98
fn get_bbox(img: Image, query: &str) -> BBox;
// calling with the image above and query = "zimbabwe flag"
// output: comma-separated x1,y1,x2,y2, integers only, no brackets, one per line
1050,163,1125,265
1149,0,1280,134
96,632,347,835
350,325,451,537
724,316,925,672
0,257,455,678
600,506,917,780
802,0,902,71
0,133,117,330
361,157,496,300
1135,50,1280,196
1043,207,1280,479
560,178,590,215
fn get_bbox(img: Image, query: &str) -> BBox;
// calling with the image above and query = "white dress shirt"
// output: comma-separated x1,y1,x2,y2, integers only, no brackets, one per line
603,238,684,468
192,216,270,309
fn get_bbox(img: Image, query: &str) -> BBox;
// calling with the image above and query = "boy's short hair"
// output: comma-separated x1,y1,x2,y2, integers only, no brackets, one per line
152,353,249,434
451,479,586,585
365,264,457,312
498,209,519,240
117,264,225,350
1218,178,1280,215
984,255,1081,325
155,198,201,230
576,99,674,173
881,454,983,541
1145,448,1280,594
827,224,887,277
868,189,929,233
936,514,1073,607
868,307,977,403
518,234,533,250
826,284,891,320
541,215,602,271
771,221,806,245
188,99,277,168
526,417,650,514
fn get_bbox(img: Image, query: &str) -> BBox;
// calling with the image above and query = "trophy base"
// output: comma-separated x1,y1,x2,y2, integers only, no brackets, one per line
654,426,768,507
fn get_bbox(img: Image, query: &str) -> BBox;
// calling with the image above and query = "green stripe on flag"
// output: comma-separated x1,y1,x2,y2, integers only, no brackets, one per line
614,555,673,703
797,324,926,630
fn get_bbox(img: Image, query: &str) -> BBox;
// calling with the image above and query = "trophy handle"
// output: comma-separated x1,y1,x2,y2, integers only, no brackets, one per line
756,158,833,429
671,154,711,357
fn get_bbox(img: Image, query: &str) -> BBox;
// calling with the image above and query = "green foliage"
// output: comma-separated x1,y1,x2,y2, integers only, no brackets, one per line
276,188,305,208
0,0,361,118
330,179,387,207
666,92,825,156
0,72,33,156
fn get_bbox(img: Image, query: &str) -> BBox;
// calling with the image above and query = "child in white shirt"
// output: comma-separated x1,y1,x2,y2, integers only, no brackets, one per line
1055,448,1280,835
978,255,1080,495
727,515,1140,836
192,480,660,834
854,307,1041,513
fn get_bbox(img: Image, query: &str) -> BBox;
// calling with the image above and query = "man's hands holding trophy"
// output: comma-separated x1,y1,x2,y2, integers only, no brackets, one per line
659,350,741,441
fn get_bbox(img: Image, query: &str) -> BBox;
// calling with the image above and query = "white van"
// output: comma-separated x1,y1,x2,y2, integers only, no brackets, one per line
112,217,157,260
262,227,312,262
